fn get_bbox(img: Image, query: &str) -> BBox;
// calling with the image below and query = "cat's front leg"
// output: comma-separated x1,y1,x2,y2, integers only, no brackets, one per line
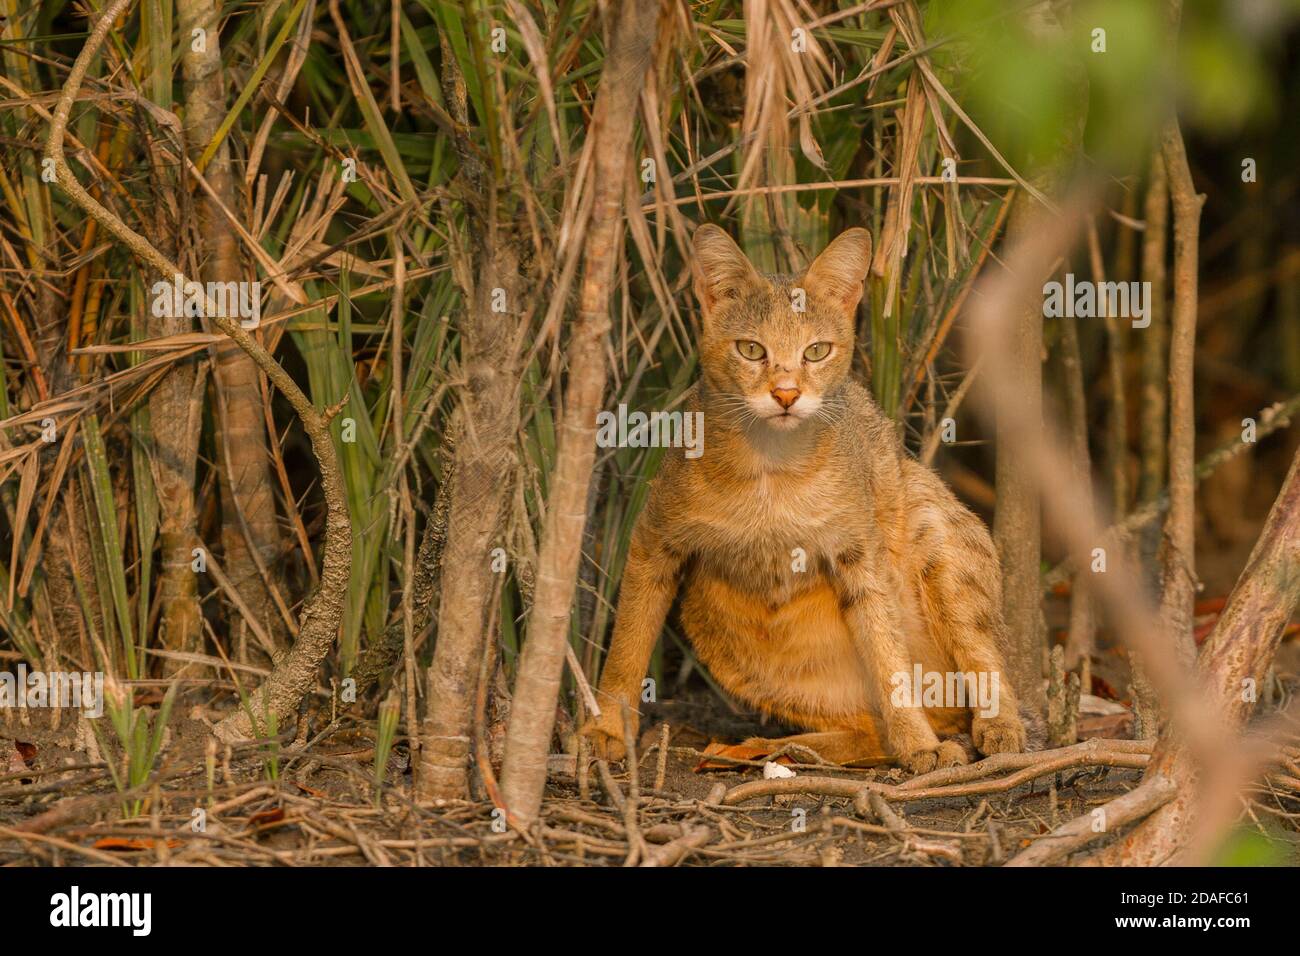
833,545,966,774
581,525,683,762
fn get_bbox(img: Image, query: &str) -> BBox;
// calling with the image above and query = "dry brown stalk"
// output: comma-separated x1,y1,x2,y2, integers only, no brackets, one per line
1156,97,1205,673
179,0,288,660
415,26,531,801
1131,147,1170,736
498,0,662,825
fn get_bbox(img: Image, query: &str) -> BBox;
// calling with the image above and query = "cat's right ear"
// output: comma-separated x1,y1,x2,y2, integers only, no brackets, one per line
803,227,872,318
692,225,764,320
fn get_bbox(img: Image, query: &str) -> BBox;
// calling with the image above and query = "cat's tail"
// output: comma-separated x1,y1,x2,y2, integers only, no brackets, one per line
742,707,972,766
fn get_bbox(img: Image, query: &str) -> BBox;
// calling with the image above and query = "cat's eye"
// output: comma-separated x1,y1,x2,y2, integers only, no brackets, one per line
803,342,832,362
736,340,766,361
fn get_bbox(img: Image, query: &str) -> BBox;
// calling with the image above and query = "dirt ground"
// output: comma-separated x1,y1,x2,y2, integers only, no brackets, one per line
4,656,1297,866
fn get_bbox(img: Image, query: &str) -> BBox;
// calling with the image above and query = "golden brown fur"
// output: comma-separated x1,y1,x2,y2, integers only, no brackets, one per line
582,226,1026,772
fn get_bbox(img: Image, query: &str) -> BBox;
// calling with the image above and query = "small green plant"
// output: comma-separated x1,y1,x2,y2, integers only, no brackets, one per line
373,691,401,806
97,678,178,818
220,651,281,782
261,702,280,782
204,737,217,808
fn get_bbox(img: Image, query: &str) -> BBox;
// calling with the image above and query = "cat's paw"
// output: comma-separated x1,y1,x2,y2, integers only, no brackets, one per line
935,739,969,768
898,738,967,774
971,712,1026,756
579,716,628,762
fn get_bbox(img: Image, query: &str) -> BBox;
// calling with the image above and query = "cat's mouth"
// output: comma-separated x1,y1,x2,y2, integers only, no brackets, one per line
767,410,804,429
756,401,817,428
743,394,820,427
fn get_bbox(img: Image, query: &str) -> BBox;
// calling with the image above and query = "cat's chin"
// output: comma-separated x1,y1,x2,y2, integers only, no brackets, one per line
763,412,806,431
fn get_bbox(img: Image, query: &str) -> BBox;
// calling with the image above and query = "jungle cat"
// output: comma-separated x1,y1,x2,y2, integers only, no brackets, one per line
581,225,1027,773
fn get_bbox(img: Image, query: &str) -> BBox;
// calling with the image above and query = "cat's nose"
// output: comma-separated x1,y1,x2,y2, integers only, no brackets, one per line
771,387,800,409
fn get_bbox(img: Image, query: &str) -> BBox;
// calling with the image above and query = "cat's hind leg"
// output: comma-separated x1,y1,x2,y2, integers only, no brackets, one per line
906,481,1027,757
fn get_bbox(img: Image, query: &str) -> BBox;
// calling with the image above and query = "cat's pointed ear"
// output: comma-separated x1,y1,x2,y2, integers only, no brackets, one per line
803,228,872,316
693,225,764,318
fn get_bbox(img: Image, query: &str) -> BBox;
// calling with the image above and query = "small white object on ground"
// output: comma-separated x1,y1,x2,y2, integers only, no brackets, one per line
763,761,796,779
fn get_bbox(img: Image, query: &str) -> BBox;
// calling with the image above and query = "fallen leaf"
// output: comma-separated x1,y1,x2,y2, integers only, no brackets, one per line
694,740,889,772
1194,596,1228,616
1078,712,1134,740
695,741,792,772
1090,675,1120,700
1194,617,1218,646
92,837,182,851
247,807,285,827
5,744,30,779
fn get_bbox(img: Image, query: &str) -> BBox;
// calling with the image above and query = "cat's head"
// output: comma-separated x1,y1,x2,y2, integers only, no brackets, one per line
692,225,872,431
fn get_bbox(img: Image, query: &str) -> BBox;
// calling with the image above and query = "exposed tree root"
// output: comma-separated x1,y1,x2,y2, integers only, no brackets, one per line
722,738,1152,807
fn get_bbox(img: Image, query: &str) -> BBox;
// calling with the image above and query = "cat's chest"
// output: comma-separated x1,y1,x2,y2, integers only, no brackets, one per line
673,469,865,586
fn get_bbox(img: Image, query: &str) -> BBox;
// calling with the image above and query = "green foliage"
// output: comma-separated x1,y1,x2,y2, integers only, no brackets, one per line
373,691,401,805
1209,825,1298,866
933,0,1282,173
98,680,179,818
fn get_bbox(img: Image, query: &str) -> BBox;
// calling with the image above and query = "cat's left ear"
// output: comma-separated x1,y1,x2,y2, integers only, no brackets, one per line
802,228,872,317
693,224,766,318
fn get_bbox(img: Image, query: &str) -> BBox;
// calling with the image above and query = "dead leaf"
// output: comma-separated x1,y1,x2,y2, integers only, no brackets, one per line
14,740,36,767
5,743,31,779
694,741,794,772
1090,675,1120,700
92,837,182,851
247,807,286,827
1078,712,1134,740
